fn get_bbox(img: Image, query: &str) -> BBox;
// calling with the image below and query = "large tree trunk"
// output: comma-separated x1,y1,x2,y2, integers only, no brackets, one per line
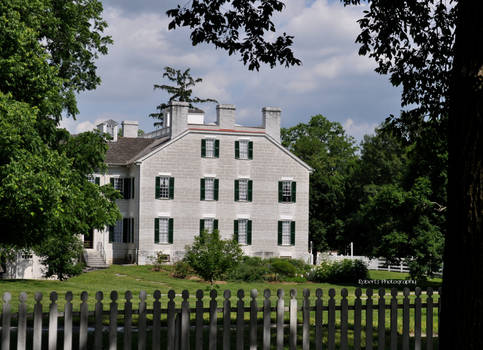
440,0,483,348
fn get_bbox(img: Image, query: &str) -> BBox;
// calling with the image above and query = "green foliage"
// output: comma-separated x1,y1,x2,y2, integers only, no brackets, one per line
172,261,193,279
281,115,358,253
269,259,297,277
309,259,369,284
149,252,170,271
150,67,217,127
226,256,268,282
184,230,243,284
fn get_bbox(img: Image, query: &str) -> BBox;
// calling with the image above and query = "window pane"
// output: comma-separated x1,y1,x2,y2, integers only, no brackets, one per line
159,218,169,243
239,140,248,159
239,179,248,201
282,181,292,202
205,178,214,200
282,221,291,245
204,219,214,233
238,219,247,244
159,176,170,199
205,139,214,158
114,178,123,192
114,220,123,243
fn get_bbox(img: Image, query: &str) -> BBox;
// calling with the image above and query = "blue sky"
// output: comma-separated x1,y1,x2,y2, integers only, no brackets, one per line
61,0,403,143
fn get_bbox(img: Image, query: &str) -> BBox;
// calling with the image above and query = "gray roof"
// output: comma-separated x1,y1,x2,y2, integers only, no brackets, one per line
105,137,169,165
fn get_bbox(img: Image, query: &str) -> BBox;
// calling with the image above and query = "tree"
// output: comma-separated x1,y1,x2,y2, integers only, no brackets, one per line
150,66,217,127
0,1,119,278
281,115,358,255
183,230,243,285
167,1,482,346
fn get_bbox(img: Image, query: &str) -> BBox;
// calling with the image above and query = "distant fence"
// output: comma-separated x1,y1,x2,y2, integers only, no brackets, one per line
1,287,440,350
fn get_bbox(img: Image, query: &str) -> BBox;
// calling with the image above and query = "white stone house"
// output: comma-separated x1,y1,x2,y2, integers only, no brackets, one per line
86,102,313,266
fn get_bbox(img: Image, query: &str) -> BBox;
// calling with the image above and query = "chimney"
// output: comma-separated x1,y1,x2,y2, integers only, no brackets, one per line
216,104,236,129
122,120,139,138
97,120,119,142
262,107,281,143
169,101,189,138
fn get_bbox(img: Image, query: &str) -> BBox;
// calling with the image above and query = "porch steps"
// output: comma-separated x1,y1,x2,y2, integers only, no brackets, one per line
84,249,108,269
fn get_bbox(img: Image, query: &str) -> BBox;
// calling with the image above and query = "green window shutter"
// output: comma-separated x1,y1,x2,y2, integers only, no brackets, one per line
123,178,130,199
214,179,219,200
122,218,131,243
278,181,283,202
234,220,239,243
200,178,205,200
131,178,135,199
278,221,283,245
155,177,160,199
109,225,114,243
248,180,253,202
248,141,253,159
290,221,296,245
199,219,204,235
154,218,159,243
95,177,100,185
291,181,297,203
235,141,240,159
247,220,252,245
131,218,134,243
168,218,174,244
214,139,220,158
110,178,115,187
169,177,175,199
214,219,219,230
201,139,206,157
234,180,239,201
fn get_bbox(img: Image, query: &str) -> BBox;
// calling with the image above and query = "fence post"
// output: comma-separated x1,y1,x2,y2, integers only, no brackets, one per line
79,292,88,350
328,289,335,350
64,291,73,350
365,288,373,350
1,292,11,350
138,290,147,350
263,289,271,350
289,289,298,350
377,289,385,350
402,288,410,350
181,290,190,350
124,291,133,350
414,287,421,350
167,290,176,350
209,289,218,350
236,290,245,350
17,292,27,350
109,291,118,350
354,288,362,350
303,289,310,350
250,289,258,350
152,291,161,350
195,290,204,350
437,287,442,339
340,289,348,350
276,289,285,350
426,287,433,350
390,288,397,350
48,292,59,350
223,290,232,350
33,292,43,350
94,291,104,350
315,289,323,350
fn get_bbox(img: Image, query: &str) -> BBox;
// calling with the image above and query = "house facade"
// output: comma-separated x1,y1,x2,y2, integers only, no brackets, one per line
89,102,313,265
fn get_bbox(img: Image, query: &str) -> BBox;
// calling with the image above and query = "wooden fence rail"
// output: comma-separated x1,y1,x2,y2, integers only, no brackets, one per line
1,287,440,350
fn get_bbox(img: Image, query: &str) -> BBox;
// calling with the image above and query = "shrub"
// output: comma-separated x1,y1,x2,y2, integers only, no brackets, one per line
226,256,268,282
309,259,369,284
149,251,170,271
172,260,192,279
270,259,297,277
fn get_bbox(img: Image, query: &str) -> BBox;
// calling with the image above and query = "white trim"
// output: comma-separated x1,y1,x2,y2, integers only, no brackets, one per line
202,214,216,218
157,172,172,176
157,213,171,218
279,215,293,220
238,175,250,179
236,214,251,219
204,174,217,178
237,137,251,140
281,176,294,181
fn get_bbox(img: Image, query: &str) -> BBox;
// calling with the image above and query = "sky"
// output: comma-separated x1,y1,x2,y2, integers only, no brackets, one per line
60,0,403,143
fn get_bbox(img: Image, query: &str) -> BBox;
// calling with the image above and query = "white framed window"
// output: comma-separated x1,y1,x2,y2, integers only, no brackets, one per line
87,175,95,184
109,220,123,243
113,178,123,192
238,179,248,201
158,177,169,199
205,139,215,158
238,219,248,244
205,178,214,200
239,140,249,159
281,221,291,246
158,218,169,244
279,180,296,203
204,218,214,233
155,217,173,244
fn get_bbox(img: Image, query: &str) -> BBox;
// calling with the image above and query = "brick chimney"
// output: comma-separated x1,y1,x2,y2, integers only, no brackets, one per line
262,107,281,143
216,104,236,129
122,121,139,138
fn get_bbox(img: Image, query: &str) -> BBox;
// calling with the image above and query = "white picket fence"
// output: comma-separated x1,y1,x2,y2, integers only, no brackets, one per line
0,287,440,350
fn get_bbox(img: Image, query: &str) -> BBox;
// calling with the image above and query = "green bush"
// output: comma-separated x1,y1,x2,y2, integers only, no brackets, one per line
172,260,192,279
226,257,268,282
269,259,297,277
309,259,369,283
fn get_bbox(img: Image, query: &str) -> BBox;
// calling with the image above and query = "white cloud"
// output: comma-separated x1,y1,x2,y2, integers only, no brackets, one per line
343,118,378,142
